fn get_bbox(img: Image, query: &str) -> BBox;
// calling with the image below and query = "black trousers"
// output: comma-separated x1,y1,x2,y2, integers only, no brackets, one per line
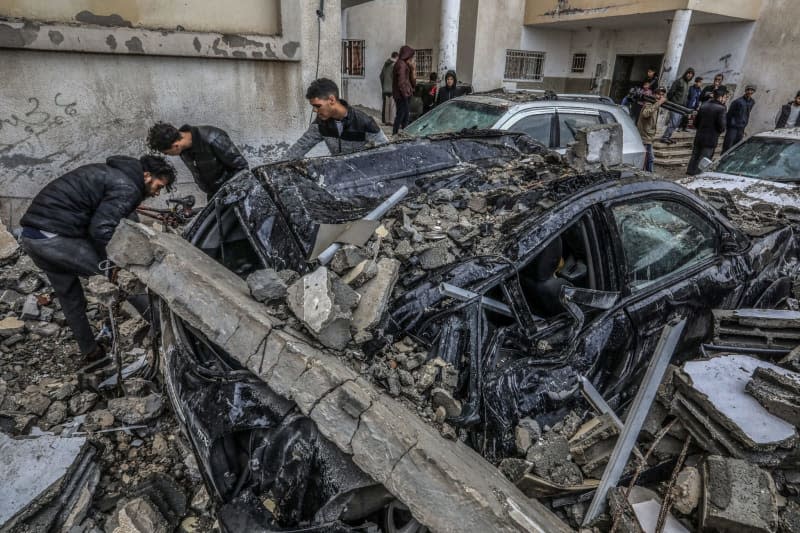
722,127,744,153
686,140,716,176
21,235,102,355
393,96,410,134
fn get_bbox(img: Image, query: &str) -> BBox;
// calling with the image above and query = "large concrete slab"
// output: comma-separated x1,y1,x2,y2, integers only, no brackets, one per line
108,220,571,533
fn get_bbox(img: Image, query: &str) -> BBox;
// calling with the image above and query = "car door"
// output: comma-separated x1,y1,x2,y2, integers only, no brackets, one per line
605,193,748,375
499,108,556,148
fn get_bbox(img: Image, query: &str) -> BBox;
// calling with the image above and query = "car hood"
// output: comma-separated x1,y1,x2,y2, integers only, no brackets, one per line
680,171,800,209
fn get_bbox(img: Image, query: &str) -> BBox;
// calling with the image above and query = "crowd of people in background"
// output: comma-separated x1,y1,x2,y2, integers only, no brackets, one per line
625,66,781,176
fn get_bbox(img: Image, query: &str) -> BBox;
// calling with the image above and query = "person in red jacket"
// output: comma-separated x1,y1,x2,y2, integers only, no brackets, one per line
392,45,416,134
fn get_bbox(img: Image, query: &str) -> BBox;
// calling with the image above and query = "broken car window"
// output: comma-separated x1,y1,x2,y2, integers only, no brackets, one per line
611,200,716,290
507,113,552,146
714,137,800,183
404,100,506,136
557,112,601,148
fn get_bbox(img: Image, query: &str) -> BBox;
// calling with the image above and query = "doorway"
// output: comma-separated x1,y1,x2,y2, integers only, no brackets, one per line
609,54,663,103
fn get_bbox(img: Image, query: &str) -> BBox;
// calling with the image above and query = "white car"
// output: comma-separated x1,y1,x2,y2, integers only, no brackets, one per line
404,92,645,168
680,129,800,209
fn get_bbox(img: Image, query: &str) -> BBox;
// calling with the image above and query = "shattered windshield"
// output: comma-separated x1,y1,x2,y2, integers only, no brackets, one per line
715,137,800,183
405,100,507,136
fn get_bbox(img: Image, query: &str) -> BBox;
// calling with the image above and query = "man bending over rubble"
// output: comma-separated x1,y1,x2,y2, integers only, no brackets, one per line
19,155,176,361
283,78,388,160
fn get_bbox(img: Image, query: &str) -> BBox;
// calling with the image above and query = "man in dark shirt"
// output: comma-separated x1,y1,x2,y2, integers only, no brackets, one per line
723,85,756,153
687,87,728,175
147,122,248,199
284,78,388,160
20,155,176,360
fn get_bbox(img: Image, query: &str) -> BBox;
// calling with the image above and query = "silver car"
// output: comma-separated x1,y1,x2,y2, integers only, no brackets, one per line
405,92,645,168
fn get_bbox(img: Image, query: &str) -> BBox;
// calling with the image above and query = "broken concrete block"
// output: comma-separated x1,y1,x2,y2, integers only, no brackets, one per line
16,387,51,416
714,308,800,350
115,268,144,295
568,413,619,479
246,269,288,303
341,259,378,287
430,388,461,418
673,355,797,457
86,275,119,307
746,366,800,426
417,240,454,270
351,258,400,342
28,322,59,338
499,457,532,483
107,393,164,425
330,245,368,275
566,122,623,169
107,219,156,267
701,455,778,533
780,500,800,533
515,425,534,456
0,289,24,311
112,497,170,533
286,267,356,350
670,466,701,515
0,316,25,337
68,391,98,416
19,294,39,320
0,221,19,263
43,400,68,427
526,432,582,486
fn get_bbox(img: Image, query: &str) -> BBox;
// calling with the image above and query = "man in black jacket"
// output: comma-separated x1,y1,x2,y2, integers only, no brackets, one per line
147,122,248,199
723,85,756,153
435,70,471,107
775,91,800,128
687,87,728,175
20,155,176,360
284,78,388,160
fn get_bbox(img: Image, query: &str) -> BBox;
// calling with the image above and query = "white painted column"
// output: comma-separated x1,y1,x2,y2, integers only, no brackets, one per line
438,0,460,80
661,9,692,88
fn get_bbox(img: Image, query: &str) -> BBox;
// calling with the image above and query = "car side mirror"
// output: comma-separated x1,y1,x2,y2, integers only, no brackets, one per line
698,157,713,172
720,232,742,254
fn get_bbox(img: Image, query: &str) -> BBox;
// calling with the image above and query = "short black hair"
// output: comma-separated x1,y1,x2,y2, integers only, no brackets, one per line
795,90,800,98
305,78,339,100
429,72,437,81
694,77,703,82
140,154,177,191
147,122,182,152
713,86,728,98
391,51,399,59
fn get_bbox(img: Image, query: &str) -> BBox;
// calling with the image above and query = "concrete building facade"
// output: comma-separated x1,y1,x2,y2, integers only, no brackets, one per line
0,0,342,225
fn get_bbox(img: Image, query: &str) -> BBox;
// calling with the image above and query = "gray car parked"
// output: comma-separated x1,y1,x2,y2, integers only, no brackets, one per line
405,91,645,168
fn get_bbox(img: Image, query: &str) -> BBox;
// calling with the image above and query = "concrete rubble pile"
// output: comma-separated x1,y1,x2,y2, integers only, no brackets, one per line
0,223,216,533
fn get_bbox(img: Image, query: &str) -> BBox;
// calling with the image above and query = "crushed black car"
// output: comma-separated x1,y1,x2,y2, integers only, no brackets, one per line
154,131,800,531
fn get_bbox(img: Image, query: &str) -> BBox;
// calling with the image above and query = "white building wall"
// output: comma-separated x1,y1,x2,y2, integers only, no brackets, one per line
341,0,407,111
680,21,755,89
470,0,526,92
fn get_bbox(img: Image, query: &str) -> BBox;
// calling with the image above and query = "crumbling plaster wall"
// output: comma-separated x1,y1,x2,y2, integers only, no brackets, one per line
737,0,800,134
0,0,342,227
341,0,407,111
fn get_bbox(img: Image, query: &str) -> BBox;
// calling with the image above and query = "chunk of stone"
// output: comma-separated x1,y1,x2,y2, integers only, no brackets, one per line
115,268,144,295
499,458,533,483
746,366,800,426
246,269,288,303
393,239,414,260
28,321,60,338
107,393,164,425
286,267,356,350
670,466,701,515
341,259,378,287
417,240,454,270
351,258,400,342
43,400,68,427
19,294,39,320
86,275,119,307
518,417,542,444
430,387,461,418
84,409,115,431
526,432,582,486
515,425,535,456
52,382,76,401
68,391,98,416
152,433,169,455
566,122,623,169
701,455,778,533
0,289,24,311
113,497,169,533
17,389,51,416
106,219,156,267
780,501,800,533
0,316,25,337
415,361,438,392
330,245,368,274
119,317,148,339
190,486,210,512
0,221,19,262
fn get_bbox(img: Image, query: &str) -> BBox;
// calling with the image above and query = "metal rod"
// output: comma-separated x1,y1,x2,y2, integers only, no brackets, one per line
582,317,687,526
580,375,623,429
318,185,409,265
439,282,513,317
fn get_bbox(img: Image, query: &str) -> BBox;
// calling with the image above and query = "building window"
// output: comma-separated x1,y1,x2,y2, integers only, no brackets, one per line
342,39,365,77
571,53,587,73
504,49,545,81
415,49,433,79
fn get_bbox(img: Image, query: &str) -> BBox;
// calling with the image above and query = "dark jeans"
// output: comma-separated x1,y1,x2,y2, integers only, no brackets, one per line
643,143,654,172
393,96,410,134
686,140,716,176
722,127,744,153
21,235,102,355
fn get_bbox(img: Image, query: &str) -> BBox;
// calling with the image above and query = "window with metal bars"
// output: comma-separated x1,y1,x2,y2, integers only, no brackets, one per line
415,49,433,80
342,40,365,77
571,53,587,73
504,49,545,81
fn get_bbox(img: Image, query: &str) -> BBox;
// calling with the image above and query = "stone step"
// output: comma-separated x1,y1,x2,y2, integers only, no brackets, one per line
654,158,690,167
654,148,694,158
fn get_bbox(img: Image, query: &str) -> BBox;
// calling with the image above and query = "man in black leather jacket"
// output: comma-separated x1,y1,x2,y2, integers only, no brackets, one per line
147,122,248,199
20,155,176,361
686,87,728,175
